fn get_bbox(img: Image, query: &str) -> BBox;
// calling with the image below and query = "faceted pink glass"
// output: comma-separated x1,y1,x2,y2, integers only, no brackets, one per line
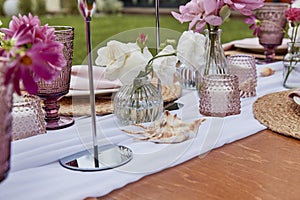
37,26,74,130
199,74,241,117
0,67,13,183
227,54,257,98
256,3,289,63
12,95,46,140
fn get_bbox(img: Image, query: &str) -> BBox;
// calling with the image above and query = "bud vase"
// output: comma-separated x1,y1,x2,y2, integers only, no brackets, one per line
203,29,228,77
0,66,13,183
283,42,300,88
113,76,163,125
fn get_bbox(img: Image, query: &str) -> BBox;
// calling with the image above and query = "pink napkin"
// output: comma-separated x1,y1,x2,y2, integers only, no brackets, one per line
70,65,122,90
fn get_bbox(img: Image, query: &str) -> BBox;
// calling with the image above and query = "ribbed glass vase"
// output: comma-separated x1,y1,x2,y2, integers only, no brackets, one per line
113,76,163,125
203,29,228,77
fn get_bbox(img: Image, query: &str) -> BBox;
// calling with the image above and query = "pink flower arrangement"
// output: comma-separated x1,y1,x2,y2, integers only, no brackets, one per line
286,7,300,43
0,14,66,95
171,0,264,33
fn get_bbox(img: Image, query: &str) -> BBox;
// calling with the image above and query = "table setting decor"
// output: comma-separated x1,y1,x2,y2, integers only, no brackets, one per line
0,13,67,183
37,25,75,130
199,74,241,117
12,94,46,140
227,54,257,98
2,1,300,199
253,89,300,140
95,35,178,125
172,0,264,117
255,2,289,63
58,0,133,172
283,5,300,88
2,60,288,199
172,0,264,88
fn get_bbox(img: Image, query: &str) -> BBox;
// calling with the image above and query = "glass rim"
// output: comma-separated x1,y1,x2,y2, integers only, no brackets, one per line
202,74,238,82
256,2,289,10
49,26,74,32
227,54,255,61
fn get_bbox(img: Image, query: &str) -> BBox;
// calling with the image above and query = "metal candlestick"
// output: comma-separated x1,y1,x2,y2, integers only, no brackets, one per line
59,0,132,171
155,0,160,54
155,0,162,92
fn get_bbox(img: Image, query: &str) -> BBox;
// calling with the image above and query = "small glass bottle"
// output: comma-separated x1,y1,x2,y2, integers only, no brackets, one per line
283,42,300,88
203,29,228,77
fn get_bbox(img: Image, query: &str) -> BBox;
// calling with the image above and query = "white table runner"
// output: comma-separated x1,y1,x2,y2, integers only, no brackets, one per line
0,62,287,200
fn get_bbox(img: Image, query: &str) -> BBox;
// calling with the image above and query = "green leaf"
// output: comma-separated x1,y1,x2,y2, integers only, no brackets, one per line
219,5,231,22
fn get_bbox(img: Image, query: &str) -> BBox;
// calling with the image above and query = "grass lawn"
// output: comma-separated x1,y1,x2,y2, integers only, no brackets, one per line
0,14,254,65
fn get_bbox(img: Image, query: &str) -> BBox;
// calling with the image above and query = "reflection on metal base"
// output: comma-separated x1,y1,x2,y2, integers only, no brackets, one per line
59,144,132,171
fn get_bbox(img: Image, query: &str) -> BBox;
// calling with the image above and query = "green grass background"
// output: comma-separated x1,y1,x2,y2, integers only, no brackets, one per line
0,14,254,65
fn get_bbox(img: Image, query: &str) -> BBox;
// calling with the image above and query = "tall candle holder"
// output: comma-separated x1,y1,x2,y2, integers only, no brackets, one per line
59,0,132,171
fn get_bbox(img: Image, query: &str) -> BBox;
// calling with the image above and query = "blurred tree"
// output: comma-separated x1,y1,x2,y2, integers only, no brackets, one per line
34,0,46,15
0,0,5,16
19,0,32,14
63,0,80,15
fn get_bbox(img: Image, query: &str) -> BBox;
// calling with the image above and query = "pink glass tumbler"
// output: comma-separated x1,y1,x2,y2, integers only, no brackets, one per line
199,74,241,117
0,68,13,183
37,26,74,130
227,54,257,98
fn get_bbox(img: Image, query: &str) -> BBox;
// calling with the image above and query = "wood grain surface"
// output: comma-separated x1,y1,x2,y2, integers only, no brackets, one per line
85,130,300,200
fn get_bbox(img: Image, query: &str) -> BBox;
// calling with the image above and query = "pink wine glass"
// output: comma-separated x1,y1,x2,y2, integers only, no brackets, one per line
37,26,74,130
256,3,289,63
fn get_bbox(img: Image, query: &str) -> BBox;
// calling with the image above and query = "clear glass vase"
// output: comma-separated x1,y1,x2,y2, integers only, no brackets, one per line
177,62,199,90
113,76,164,125
283,42,300,88
0,65,13,183
203,29,228,76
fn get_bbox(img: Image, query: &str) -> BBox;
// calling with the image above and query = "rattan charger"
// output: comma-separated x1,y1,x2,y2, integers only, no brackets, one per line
59,83,182,116
253,90,300,139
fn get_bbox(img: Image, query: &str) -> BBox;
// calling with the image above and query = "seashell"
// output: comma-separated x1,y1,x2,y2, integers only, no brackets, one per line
260,67,274,77
122,111,206,144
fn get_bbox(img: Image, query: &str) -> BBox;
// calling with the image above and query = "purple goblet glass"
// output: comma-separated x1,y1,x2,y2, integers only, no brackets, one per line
256,3,289,63
37,26,74,130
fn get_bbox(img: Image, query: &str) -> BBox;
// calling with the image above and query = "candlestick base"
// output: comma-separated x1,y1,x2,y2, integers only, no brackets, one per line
59,144,132,171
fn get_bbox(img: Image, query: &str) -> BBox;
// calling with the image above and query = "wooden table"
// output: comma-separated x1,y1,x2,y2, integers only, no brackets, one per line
87,130,300,200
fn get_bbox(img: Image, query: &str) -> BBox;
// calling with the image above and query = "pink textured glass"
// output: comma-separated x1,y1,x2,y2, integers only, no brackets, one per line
37,26,74,130
199,74,241,117
0,67,13,183
256,3,289,63
227,54,257,98
12,95,46,140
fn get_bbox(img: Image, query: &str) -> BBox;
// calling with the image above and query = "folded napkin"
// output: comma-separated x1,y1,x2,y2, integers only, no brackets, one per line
70,65,122,90
222,37,289,52
288,88,300,98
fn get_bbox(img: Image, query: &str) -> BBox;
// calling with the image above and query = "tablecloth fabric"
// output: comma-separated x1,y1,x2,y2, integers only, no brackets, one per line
0,62,287,200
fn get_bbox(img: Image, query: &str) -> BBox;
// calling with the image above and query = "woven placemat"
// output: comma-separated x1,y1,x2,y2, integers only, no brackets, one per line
59,83,182,116
253,90,300,139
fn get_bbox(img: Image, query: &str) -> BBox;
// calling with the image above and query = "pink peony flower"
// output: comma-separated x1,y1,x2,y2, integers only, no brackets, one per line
224,0,264,16
172,0,264,33
285,7,300,23
0,14,66,95
171,0,223,33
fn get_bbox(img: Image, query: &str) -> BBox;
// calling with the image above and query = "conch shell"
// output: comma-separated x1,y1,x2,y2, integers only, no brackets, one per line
122,111,206,143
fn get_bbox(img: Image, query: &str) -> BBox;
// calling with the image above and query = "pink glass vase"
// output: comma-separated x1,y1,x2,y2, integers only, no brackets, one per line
37,26,74,130
0,66,13,183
